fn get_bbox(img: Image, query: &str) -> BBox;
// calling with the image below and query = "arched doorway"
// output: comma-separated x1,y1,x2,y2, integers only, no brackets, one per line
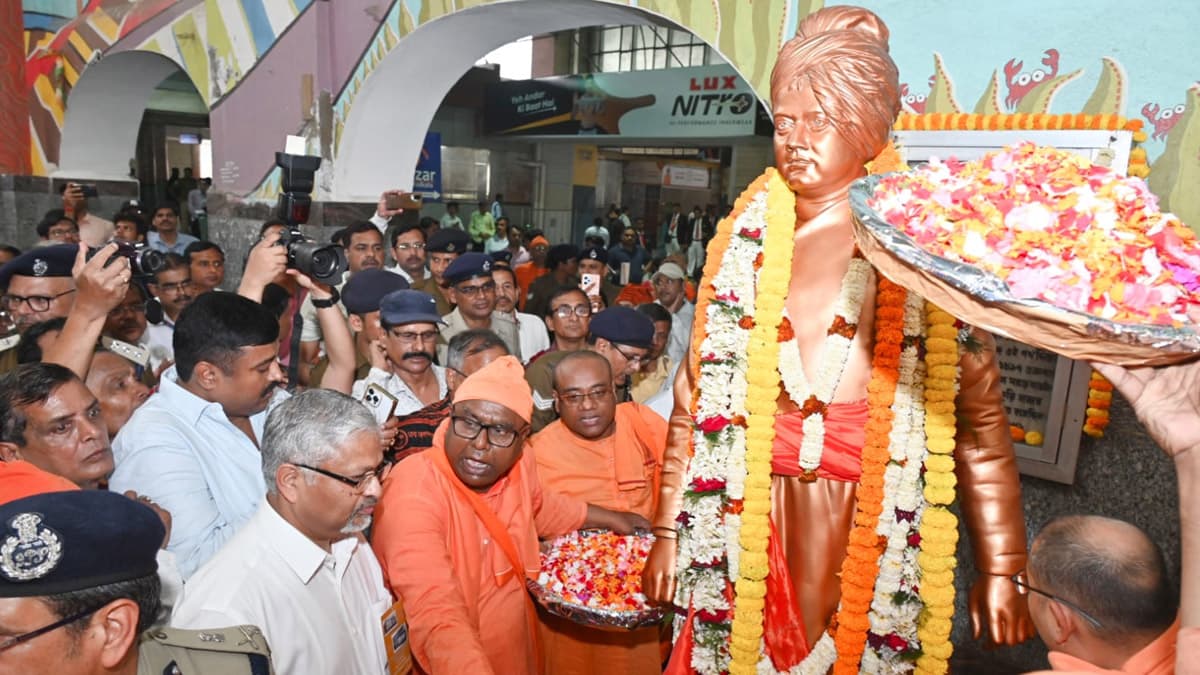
58,50,207,187
333,0,759,203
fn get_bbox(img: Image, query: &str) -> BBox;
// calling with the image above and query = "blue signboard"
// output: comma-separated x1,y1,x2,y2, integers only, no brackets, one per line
413,132,442,201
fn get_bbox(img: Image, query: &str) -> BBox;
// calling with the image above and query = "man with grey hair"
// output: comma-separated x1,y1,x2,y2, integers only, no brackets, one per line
171,389,397,675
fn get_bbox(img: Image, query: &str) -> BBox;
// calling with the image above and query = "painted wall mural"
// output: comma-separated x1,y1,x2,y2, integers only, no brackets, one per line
12,0,1200,226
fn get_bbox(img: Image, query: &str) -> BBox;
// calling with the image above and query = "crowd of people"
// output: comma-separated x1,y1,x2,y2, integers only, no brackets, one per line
0,175,1195,675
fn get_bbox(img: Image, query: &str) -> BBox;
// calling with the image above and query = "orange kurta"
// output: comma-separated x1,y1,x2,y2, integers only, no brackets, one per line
1028,617,1180,674
515,262,549,310
372,420,588,675
529,402,668,675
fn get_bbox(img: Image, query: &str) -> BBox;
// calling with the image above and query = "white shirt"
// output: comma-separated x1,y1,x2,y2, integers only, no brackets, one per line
440,213,463,230
172,501,391,675
352,365,448,417
661,300,695,366
144,319,175,366
300,271,350,343
508,311,551,364
386,264,430,284
110,368,290,578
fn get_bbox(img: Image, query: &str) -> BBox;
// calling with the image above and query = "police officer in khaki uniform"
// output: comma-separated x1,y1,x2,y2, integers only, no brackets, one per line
0,489,275,674
524,306,654,432
413,228,469,317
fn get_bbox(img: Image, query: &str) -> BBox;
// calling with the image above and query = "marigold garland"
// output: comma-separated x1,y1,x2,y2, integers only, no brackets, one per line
1083,370,1114,438
728,169,796,675
830,278,906,673
915,305,961,675
894,113,1141,133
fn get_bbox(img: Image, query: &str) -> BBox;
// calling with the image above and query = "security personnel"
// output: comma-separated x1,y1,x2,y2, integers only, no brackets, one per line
0,244,80,374
524,306,655,432
437,253,521,363
576,245,621,308
309,268,409,388
0,489,275,674
414,228,470,316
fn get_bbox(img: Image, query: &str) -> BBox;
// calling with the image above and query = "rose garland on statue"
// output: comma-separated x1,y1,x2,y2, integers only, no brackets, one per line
674,165,969,675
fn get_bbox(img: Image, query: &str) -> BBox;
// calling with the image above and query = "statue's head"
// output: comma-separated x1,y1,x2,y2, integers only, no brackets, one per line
770,7,900,196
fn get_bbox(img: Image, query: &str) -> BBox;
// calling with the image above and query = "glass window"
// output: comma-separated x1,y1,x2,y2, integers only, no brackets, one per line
652,48,667,70
586,25,715,73
441,147,491,202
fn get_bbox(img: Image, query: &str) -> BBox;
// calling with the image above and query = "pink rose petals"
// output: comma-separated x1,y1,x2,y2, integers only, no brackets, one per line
868,143,1200,326
536,530,654,613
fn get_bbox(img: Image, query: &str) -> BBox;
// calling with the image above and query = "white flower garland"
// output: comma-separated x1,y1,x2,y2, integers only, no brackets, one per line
677,188,770,675
778,257,872,474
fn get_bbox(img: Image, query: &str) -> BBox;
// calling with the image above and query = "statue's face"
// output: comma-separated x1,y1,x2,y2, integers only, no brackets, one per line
772,84,867,198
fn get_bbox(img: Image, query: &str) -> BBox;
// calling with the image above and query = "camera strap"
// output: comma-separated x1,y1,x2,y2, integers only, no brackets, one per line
286,293,304,391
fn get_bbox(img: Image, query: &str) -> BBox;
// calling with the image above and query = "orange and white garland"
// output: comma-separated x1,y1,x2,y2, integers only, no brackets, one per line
676,166,966,675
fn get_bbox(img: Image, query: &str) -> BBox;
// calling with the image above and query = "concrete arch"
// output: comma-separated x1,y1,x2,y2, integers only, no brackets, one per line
57,49,203,180
333,0,753,201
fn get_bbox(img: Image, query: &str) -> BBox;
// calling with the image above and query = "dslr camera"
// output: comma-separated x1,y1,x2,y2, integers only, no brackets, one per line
87,240,166,277
274,152,347,284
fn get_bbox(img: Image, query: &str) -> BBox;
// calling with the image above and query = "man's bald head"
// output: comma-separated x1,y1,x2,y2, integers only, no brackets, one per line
551,351,612,390
1029,515,1176,643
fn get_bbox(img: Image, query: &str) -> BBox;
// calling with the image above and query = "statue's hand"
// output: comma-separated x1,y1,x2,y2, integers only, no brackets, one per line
641,536,678,605
969,573,1035,646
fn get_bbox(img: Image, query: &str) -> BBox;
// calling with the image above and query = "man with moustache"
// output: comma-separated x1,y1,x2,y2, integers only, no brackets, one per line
185,241,225,295
525,243,580,320
371,356,649,674
108,292,296,579
145,253,193,365
309,268,409,390
352,289,448,417
528,287,594,364
173,390,393,675
492,263,549,364
531,351,667,674
102,282,166,373
387,221,431,284
388,328,510,464
437,253,522,363
146,203,198,255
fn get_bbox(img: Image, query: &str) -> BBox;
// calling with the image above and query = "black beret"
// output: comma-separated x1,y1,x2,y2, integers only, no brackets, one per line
341,269,409,315
589,306,654,349
0,244,77,288
0,491,162,597
577,246,608,264
490,250,512,265
426,228,470,254
443,252,494,286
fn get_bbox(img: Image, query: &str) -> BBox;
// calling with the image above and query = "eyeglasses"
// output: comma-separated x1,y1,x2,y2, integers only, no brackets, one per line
155,279,193,294
2,289,77,313
1010,569,1104,629
0,605,102,652
455,281,495,298
612,344,646,366
294,461,391,493
551,304,591,319
390,329,439,343
557,387,613,407
451,415,526,448
393,242,426,252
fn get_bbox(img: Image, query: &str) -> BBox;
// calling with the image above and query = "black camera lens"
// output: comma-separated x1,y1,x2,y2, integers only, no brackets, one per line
279,228,346,284
134,248,166,276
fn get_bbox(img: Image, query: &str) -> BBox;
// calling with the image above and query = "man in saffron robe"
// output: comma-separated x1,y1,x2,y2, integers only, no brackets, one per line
641,6,1032,670
371,355,650,674
530,351,667,674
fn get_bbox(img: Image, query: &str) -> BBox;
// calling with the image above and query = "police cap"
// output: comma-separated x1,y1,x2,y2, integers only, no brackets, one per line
0,244,77,288
341,269,409,315
426,229,470,255
442,252,494,287
589,306,654,349
0,490,162,597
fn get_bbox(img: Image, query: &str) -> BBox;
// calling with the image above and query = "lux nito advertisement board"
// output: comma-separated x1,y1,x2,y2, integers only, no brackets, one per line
484,65,765,138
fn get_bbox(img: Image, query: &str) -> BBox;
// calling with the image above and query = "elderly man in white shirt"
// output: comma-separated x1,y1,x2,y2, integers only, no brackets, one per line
491,263,549,364
651,262,695,366
172,389,395,675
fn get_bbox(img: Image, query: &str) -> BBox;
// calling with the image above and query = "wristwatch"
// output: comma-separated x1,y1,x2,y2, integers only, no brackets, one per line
311,287,340,309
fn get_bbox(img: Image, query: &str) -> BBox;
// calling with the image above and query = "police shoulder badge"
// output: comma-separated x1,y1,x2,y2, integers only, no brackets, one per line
0,513,63,581
32,259,48,277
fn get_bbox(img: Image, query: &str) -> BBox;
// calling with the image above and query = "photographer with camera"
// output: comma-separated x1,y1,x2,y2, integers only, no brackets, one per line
238,228,357,395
